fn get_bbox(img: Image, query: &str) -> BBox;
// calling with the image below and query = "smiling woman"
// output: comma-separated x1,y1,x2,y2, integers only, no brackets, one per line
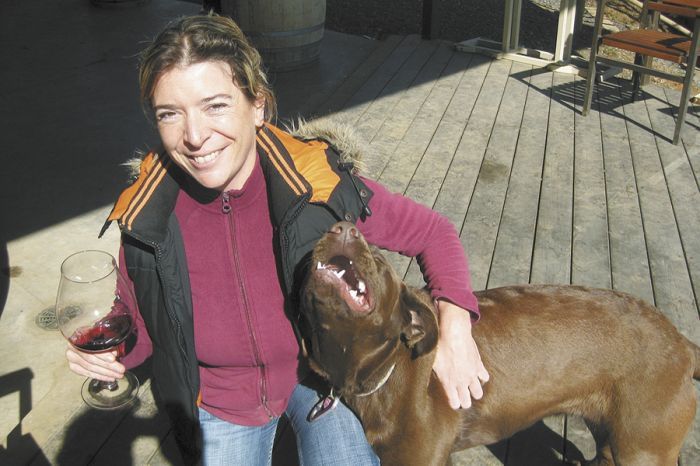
68,13,485,466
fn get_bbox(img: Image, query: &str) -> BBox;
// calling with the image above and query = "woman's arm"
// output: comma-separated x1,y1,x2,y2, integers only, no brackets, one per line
357,178,478,316
116,244,153,369
357,177,489,409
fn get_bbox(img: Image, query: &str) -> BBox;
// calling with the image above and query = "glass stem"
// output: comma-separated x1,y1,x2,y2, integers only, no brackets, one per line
91,379,119,392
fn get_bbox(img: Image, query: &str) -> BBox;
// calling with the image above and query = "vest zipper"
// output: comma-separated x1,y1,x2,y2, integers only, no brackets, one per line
222,192,273,419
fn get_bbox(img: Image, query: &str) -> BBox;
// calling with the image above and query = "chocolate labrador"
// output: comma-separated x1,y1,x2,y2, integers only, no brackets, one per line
299,222,700,466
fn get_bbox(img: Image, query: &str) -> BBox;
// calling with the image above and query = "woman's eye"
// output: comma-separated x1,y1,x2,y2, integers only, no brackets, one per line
156,111,176,122
207,103,228,113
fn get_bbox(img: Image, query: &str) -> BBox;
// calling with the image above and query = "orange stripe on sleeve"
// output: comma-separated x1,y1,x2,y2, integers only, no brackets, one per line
121,160,167,228
257,134,304,196
108,153,161,224
258,130,308,194
125,159,171,230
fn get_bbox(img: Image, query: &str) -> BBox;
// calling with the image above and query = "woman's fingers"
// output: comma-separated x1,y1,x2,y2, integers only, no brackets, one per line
65,346,125,382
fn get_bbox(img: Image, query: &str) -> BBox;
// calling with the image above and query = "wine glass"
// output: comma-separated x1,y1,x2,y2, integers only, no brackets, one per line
56,250,139,409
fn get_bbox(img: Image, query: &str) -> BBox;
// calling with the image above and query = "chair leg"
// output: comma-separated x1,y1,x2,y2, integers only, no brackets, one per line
631,55,652,103
673,20,700,145
632,54,642,102
640,56,652,87
674,66,695,145
584,0,608,116
583,56,597,116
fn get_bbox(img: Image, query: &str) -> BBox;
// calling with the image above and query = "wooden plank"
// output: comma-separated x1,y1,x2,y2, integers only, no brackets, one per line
363,50,476,182
571,76,612,289
449,60,531,292
353,40,441,144
370,44,467,279
399,52,489,287
303,35,405,117
427,54,491,230
2,374,85,466
401,53,492,291
624,83,700,466
488,68,551,289
597,79,654,303
90,380,174,465
530,71,575,285
274,32,379,121
677,96,700,188
442,51,512,454
33,388,136,465
364,42,455,179
147,430,185,466
375,46,464,189
657,87,700,310
623,84,700,340
324,35,422,126
448,58,515,290
566,76,609,463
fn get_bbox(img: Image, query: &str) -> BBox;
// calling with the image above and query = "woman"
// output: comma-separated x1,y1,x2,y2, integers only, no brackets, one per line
65,14,489,465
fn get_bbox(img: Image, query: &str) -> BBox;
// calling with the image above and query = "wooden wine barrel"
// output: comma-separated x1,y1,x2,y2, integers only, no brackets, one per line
221,0,326,72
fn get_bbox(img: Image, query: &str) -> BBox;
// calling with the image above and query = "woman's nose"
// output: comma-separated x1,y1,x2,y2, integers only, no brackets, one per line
183,113,209,148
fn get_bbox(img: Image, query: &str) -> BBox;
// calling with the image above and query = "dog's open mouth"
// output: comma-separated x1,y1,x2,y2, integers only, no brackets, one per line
316,255,372,313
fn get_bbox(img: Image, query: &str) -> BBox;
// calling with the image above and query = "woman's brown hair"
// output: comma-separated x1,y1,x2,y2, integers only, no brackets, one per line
138,14,276,121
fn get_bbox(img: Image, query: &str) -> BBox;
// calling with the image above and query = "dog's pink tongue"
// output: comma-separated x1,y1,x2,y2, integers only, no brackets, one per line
328,255,360,289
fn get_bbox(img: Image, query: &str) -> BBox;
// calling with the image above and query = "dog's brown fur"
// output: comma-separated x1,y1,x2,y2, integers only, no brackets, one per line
300,222,700,466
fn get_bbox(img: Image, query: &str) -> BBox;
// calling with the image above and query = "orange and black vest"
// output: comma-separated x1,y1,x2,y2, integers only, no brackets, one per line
100,123,373,461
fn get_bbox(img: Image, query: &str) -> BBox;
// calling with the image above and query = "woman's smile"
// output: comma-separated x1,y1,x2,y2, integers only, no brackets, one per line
189,149,223,167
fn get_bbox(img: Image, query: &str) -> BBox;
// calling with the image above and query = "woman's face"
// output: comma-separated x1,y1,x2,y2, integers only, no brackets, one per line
152,61,265,192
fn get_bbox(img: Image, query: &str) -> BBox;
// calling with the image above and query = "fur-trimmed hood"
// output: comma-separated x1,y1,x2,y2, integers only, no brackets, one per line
285,118,366,170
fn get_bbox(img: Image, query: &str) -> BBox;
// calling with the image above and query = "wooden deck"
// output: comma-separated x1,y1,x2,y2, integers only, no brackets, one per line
30,34,700,465
306,34,700,465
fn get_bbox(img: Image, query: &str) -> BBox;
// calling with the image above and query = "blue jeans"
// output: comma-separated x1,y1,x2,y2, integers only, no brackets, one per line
199,383,380,466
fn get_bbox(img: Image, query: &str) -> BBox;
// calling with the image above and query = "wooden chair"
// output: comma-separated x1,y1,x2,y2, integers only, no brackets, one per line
582,0,700,144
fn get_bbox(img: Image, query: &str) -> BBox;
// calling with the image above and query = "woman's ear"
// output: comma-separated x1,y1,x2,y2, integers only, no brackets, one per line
253,96,265,127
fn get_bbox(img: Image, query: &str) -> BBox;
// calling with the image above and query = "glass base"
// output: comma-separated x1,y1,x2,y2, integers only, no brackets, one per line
82,371,139,410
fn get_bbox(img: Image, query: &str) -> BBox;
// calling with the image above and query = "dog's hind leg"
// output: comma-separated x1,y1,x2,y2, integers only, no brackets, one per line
583,422,615,466
607,384,696,466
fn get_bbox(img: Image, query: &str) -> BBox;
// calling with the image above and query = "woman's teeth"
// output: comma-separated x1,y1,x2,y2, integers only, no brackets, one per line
192,150,220,164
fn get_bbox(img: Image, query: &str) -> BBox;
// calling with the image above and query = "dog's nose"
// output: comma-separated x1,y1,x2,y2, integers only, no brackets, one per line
329,222,360,239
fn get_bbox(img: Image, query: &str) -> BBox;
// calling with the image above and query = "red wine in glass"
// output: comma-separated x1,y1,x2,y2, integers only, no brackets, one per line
69,314,133,352
56,250,139,410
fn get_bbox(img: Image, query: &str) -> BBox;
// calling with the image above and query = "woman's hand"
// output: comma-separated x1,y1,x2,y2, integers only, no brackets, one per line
65,345,125,382
432,300,489,409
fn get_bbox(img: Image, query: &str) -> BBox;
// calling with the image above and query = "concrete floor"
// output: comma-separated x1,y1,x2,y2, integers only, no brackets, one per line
0,0,377,455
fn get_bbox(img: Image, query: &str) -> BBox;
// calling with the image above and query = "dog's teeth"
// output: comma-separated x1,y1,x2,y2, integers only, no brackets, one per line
335,270,346,279
349,289,358,300
358,280,365,293
317,262,323,270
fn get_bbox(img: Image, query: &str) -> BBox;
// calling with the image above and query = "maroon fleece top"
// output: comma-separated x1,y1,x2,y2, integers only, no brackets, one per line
122,154,478,426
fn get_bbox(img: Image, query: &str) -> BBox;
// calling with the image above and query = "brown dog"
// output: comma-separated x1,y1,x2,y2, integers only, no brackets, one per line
299,222,700,466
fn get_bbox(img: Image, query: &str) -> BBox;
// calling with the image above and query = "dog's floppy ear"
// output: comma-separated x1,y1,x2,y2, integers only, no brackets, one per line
399,285,439,358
